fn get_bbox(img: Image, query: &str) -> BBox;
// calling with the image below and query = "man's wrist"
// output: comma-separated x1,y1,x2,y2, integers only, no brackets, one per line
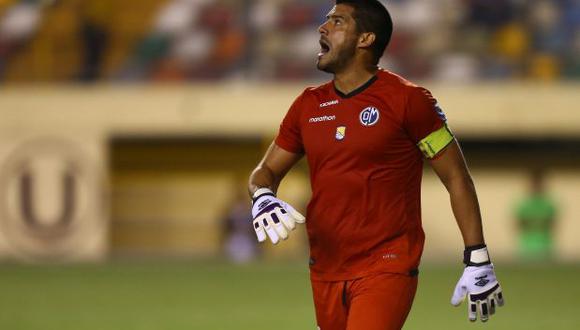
463,244,491,266
252,187,275,203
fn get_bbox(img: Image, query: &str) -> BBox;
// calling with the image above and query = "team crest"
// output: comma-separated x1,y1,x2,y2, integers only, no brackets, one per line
359,107,380,126
335,126,346,141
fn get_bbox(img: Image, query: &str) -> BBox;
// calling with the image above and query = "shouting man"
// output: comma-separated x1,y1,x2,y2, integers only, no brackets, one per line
248,1,504,329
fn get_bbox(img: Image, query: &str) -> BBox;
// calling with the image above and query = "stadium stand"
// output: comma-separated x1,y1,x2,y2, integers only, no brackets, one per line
0,0,577,82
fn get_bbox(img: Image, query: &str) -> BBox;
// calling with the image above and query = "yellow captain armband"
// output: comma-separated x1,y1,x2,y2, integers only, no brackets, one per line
417,124,454,159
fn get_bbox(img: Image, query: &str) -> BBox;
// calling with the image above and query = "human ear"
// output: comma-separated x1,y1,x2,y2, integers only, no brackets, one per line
358,32,376,48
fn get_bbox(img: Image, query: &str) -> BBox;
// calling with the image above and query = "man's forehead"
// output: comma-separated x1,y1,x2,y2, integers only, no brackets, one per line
325,4,354,18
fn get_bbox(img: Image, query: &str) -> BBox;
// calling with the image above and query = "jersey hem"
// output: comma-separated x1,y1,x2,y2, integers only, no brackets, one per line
309,266,419,282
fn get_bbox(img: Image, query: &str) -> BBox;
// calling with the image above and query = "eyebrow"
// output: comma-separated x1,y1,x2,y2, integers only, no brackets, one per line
326,14,345,20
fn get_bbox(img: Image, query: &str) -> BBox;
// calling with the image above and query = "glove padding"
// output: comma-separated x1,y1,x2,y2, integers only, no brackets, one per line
451,264,504,322
251,189,305,244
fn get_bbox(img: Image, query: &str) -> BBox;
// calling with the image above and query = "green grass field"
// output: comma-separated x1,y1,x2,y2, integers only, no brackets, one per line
0,261,579,330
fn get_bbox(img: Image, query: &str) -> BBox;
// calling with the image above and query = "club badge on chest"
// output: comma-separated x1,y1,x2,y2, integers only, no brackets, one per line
359,106,380,126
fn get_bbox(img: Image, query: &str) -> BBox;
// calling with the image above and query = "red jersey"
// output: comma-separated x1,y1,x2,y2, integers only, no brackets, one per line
275,69,452,281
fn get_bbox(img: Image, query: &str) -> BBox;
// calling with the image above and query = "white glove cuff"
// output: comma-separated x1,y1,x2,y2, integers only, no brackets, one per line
252,187,274,202
464,244,491,266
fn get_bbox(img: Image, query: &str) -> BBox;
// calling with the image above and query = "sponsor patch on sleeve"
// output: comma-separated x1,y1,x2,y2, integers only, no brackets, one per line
417,124,454,159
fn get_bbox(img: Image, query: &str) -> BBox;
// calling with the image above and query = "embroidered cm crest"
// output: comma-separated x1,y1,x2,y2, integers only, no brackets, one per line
359,107,380,126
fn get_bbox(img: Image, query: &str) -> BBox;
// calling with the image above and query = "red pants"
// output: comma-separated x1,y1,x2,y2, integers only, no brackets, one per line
311,272,418,330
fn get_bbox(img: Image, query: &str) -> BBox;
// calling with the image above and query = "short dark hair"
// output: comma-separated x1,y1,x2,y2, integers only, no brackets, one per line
336,0,393,65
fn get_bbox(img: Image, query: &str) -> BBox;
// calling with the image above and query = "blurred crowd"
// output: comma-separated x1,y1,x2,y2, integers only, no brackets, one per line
0,0,578,83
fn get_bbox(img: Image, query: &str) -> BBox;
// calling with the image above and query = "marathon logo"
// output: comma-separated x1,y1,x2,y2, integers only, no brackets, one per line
309,115,336,123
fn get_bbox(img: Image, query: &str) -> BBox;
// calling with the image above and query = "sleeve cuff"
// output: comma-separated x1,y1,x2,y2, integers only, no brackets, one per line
274,138,304,155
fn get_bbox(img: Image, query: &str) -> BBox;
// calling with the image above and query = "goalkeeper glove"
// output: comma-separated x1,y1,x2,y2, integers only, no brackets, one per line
251,188,305,244
451,244,505,322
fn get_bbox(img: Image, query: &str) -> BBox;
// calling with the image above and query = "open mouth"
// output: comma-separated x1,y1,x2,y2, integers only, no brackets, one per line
318,39,331,57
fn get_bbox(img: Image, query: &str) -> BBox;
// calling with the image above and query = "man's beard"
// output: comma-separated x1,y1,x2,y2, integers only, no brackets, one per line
317,38,357,74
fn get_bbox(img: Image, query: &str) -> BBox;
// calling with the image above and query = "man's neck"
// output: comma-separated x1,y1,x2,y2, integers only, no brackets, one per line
333,64,378,96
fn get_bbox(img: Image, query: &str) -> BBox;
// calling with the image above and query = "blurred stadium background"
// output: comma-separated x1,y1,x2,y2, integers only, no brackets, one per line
0,0,579,329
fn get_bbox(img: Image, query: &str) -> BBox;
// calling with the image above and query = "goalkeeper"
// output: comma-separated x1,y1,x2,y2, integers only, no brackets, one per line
248,1,504,329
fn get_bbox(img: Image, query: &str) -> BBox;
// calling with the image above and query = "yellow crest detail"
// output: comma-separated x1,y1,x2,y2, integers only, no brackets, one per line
335,126,346,141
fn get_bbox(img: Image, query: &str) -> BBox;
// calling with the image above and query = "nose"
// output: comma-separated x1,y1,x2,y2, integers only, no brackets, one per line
318,21,328,35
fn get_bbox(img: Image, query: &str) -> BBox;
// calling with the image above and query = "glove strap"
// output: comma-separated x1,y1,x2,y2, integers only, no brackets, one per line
463,244,491,266
252,188,275,204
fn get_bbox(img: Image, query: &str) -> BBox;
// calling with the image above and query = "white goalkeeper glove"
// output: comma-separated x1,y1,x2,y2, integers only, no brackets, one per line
251,188,305,244
451,244,505,322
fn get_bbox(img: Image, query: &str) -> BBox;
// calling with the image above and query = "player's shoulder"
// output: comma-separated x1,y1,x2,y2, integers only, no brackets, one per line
293,80,334,106
302,80,333,97
376,68,430,96
285,81,333,115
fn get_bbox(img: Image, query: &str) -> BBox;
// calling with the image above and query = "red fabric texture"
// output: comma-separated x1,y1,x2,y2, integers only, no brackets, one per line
275,69,446,281
311,272,418,330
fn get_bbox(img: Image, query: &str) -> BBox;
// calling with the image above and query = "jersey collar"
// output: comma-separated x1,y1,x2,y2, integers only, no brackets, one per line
333,74,378,99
